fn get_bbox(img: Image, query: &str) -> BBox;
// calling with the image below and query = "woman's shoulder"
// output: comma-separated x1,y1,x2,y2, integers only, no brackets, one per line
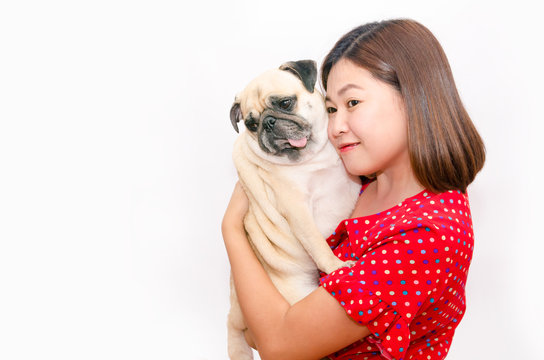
330,187,474,248
404,189,472,218
397,189,475,246
366,188,474,244
425,190,472,227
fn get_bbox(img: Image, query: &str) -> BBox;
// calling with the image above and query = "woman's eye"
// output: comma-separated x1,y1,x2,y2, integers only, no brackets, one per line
347,100,360,107
279,99,292,110
326,107,337,114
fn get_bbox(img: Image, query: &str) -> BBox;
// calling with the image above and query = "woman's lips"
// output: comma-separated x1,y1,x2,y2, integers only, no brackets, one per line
338,142,359,153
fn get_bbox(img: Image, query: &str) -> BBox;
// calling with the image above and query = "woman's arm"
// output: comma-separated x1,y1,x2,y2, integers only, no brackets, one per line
222,182,371,360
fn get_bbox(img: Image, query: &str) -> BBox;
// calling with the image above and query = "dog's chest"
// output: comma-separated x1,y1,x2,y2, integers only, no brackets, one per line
275,162,353,238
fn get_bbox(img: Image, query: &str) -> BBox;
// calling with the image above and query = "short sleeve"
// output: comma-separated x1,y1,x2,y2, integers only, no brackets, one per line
320,225,449,360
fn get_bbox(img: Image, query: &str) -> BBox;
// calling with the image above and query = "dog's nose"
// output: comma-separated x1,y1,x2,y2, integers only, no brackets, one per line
263,117,276,131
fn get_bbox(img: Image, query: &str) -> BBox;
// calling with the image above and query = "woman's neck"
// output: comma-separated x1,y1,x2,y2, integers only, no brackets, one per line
352,167,424,218
374,167,424,202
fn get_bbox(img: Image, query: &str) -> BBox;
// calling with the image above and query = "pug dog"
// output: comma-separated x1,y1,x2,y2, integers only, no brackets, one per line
227,60,361,360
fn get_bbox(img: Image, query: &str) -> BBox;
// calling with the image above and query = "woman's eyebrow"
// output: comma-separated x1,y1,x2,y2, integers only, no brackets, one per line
325,83,364,101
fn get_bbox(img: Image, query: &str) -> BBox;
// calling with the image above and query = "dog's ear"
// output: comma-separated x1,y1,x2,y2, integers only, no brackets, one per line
230,100,243,133
279,60,317,93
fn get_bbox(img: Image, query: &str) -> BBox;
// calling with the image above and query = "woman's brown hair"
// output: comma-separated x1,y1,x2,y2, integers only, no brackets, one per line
321,19,485,193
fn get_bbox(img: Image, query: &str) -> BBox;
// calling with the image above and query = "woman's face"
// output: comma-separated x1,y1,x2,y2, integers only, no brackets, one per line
325,59,410,178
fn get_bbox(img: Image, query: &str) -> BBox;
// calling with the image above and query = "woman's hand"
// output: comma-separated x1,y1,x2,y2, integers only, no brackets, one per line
222,180,370,359
222,181,249,236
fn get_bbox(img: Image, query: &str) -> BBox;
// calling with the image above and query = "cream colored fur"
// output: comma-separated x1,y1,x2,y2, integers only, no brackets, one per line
227,66,361,360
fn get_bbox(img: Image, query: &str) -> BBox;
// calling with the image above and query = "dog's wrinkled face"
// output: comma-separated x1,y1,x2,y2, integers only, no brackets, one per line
230,60,328,163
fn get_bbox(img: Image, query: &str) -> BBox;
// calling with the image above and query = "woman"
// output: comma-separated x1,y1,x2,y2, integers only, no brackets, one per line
222,19,485,360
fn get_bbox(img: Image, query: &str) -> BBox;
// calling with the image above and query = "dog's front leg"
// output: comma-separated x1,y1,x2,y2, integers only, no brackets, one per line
227,275,254,360
287,207,354,274
266,174,354,274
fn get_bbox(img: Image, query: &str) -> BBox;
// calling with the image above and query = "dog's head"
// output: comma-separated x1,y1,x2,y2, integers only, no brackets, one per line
230,60,328,163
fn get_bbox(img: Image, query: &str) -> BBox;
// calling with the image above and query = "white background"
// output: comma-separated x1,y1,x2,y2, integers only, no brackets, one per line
1,0,542,359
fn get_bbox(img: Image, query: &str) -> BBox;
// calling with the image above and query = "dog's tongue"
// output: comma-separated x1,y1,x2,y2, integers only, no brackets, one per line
288,137,307,148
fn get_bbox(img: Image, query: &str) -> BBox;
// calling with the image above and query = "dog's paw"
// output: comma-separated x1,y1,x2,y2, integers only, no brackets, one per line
228,332,254,360
320,257,356,274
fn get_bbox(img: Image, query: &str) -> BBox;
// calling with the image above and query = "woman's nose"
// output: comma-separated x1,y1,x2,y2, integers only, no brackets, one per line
328,111,349,137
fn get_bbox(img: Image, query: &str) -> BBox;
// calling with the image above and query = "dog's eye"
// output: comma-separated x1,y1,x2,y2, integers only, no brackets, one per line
279,99,292,110
245,118,258,132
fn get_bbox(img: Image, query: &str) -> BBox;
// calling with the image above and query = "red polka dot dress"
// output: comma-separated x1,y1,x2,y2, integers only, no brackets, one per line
320,183,474,360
